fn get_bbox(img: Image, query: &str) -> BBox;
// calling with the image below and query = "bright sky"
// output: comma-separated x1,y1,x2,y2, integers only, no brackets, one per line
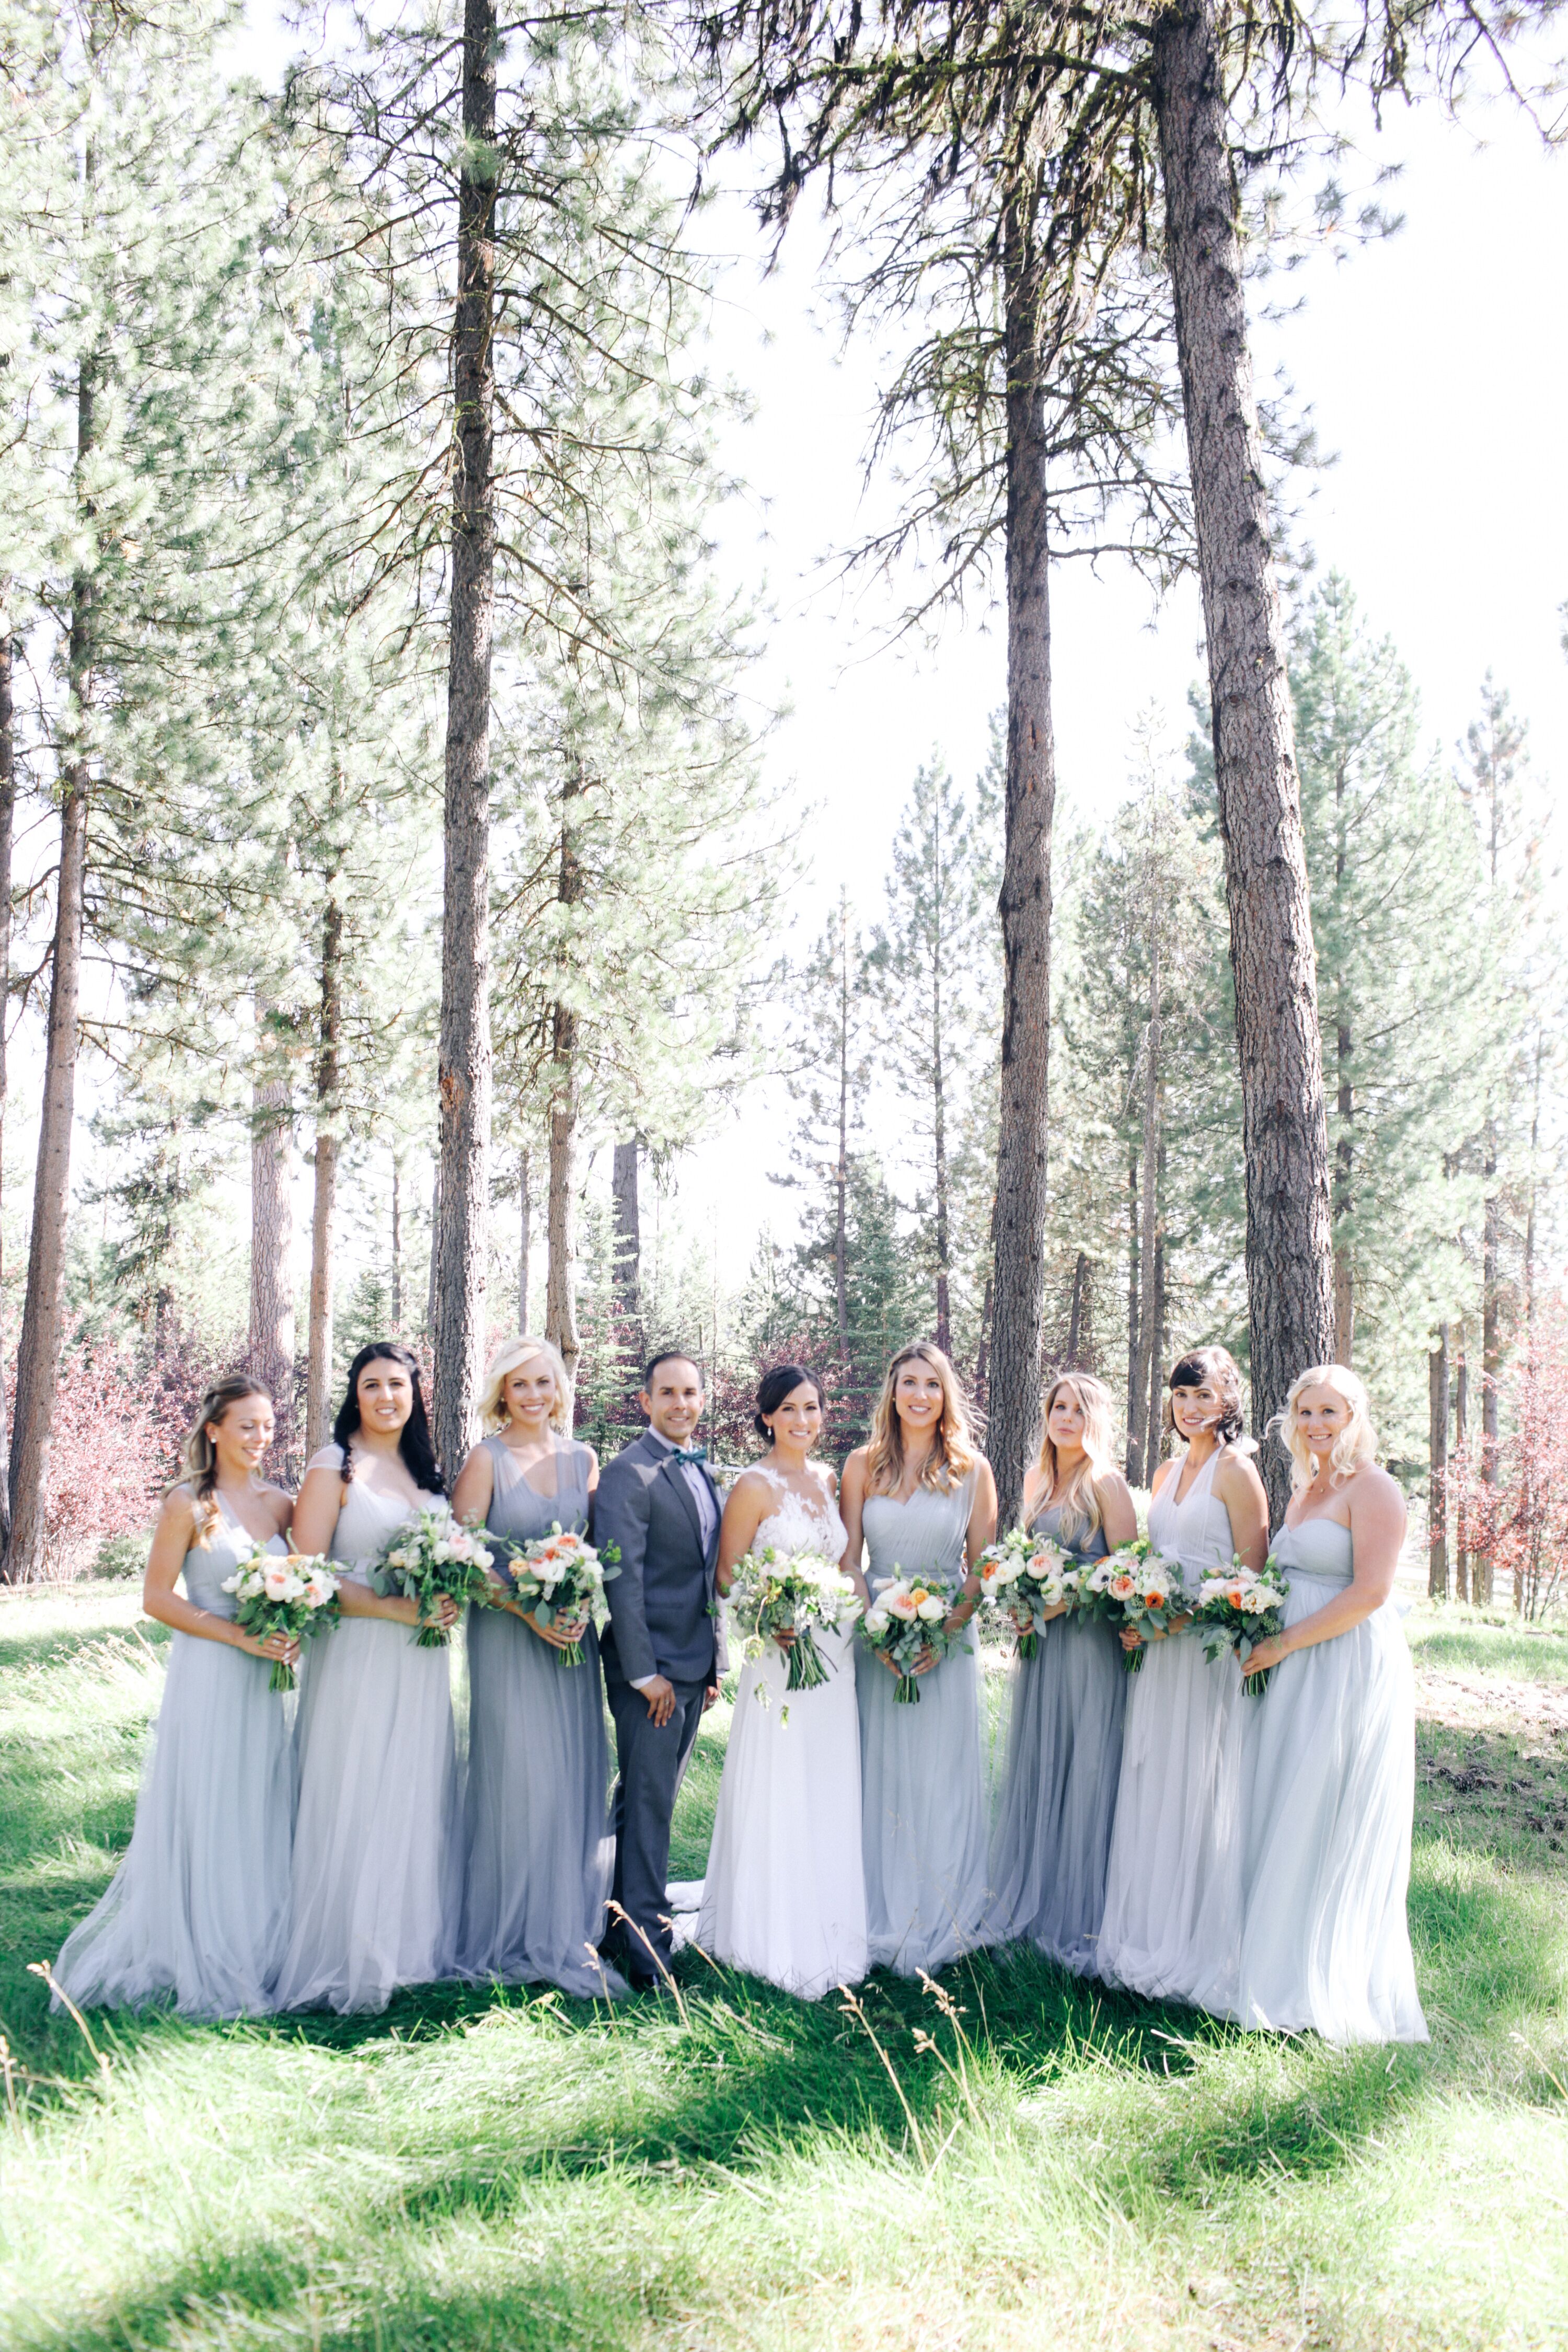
225,13,1568,1299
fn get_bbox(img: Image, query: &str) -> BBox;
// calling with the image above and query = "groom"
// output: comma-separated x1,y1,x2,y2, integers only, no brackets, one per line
596,1350,725,1989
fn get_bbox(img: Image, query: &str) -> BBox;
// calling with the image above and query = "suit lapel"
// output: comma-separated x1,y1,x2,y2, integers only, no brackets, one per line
659,1450,706,1551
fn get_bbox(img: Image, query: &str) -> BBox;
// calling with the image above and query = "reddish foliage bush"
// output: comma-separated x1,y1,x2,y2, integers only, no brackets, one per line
1446,1297,1568,1620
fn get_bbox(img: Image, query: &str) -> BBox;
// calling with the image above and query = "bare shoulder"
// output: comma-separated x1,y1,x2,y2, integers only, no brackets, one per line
1150,1456,1179,1497
840,1447,870,1495
727,1465,779,1507
157,1482,200,1537
1095,1468,1134,1508
1215,1446,1266,1500
1346,1461,1405,1520
261,1483,294,1529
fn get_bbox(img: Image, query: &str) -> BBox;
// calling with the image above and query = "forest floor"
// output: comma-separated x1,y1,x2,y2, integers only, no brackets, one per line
0,1583,1564,2351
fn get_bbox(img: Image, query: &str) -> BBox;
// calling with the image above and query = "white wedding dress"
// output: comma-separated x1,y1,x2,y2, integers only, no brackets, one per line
694,1467,869,1997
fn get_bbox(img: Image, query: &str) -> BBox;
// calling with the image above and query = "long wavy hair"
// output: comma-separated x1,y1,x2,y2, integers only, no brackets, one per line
1275,1363,1379,1494
177,1376,275,1547
1160,1345,1248,1448
475,1336,573,1435
333,1342,444,1495
1032,1372,1117,1544
863,1343,977,1495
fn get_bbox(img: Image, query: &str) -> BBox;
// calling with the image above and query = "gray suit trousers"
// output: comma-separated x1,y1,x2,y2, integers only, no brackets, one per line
605,1674,709,1982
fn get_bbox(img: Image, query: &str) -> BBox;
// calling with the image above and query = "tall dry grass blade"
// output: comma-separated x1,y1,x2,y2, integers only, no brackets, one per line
26,1962,111,2086
838,1984,928,2167
605,1900,691,2027
0,2033,18,2124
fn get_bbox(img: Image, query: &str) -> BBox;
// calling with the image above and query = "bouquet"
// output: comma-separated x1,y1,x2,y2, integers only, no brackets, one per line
495,1523,620,1668
974,1527,1091,1659
859,1572,964,1704
1192,1556,1291,1697
725,1546,862,1694
371,1506,495,1647
1083,1539,1184,1673
221,1544,340,1693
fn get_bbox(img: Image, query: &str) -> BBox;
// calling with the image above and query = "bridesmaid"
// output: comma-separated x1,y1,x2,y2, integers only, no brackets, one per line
273,1343,460,2014
986,1372,1136,1972
1097,1346,1269,2009
840,1343,997,1977
52,1379,296,2017
1233,1366,1428,2043
451,1336,621,1999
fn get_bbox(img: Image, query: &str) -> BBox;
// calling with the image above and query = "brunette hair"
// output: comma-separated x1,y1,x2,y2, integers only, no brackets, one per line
1032,1372,1118,1544
753,1364,825,1445
177,1377,276,1547
333,1342,444,1495
864,1343,977,1496
1160,1345,1247,1447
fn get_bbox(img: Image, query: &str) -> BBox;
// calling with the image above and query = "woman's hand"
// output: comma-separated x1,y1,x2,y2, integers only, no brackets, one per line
527,1609,589,1650
771,1627,798,1654
1037,1600,1068,1625
237,1627,301,1666
1241,1633,1288,1677
387,1593,459,1631
1121,1625,1150,1650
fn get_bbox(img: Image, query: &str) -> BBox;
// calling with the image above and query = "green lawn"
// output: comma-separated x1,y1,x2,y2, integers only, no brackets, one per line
1,1584,1564,2349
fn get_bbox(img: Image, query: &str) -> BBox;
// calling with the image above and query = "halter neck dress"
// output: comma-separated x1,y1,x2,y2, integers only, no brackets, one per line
273,1447,460,2013
52,1492,295,2017
457,1435,621,1999
1097,1445,1247,2007
697,1463,867,1998
1234,1512,1427,2042
856,1470,991,1976
984,1498,1127,1973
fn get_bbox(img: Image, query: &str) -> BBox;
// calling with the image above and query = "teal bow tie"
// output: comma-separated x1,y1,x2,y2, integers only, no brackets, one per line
671,1444,708,1466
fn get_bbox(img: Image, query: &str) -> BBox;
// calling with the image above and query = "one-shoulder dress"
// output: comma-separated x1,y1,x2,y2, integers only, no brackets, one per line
1097,1446,1246,2007
273,1448,460,2012
52,1495,294,2017
1233,1514,1428,2043
984,1502,1127,1972
856,1473,990,1976
457,1436,621,1998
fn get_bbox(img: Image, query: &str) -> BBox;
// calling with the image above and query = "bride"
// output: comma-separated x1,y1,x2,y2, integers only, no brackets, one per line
696,1365,870,1997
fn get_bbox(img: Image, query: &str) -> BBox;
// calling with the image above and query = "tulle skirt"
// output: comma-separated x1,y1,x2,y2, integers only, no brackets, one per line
457,1607,622,1999
985,1615,1126,1973
1233,1574,1428,2043
274,1617,459,2013
1097,1627,1244,2007
856,1634,990,1977
52,1630,293,2019
697,1624,868,1999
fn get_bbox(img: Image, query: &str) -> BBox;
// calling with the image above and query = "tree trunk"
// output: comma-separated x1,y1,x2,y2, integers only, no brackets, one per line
1452,1327,1470,1605
1333,1018,1353,1364
988,188,1055,1529
1065,1250,1092,1370
426,1156,442,1338
1152,0,1335,1518
248,1007,294,1420
932,959,951,1355
612,1136,644,1370
432,0,499,1479
390,1156,403,1330
1125,1144,1142,1481
0,625,16,1548
304,893,342,1456
1477,1118,1499,1607
1134,948,1162,1486
5,357,96,1582
972,1195,997,1411
546,1001,580,1382
1146,1129,1169,1480
1427,1324,1449,1599
834,905,851,1362
517,1145,531,1331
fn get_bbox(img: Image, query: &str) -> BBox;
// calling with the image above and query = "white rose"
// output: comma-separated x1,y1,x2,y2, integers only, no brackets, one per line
916,1597,946,1623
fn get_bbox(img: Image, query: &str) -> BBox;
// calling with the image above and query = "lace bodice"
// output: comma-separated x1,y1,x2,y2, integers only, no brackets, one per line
751,1464,848,1564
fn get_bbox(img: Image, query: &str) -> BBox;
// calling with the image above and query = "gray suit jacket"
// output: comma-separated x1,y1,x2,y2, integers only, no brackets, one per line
596,1431,727,1687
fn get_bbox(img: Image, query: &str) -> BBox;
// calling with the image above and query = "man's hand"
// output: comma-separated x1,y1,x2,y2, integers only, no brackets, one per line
642,1674,677,1727
702,1680,721,1711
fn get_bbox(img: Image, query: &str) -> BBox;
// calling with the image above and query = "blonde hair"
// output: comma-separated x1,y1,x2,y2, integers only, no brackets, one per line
1034,1372,1117,1544
1277,1363,1378,1494
176,1377,275,1547
864,1343,977,1495
476,1336,573,1435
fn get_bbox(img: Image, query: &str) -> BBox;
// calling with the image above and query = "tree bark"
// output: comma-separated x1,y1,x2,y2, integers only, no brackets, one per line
426,1156,442,1339
988,186,1055,1529
1427,1324,1449,1599
1146,1129,1169,1481
1125,1144,1142,1481
517,1145,531,1331
1452,1326,1470,1605
1152,0,1335,1518
304,892,342,1456
0,625,16,1548
1477,1117,1499,1605
931,945,951,1356
1065,1250,1092,1370
248,1006,294,1422
432,0,499,1478
1134,946,1162,1486
1333,1018,1353,1364
5,356,96,1582
612,1137,644,1368
546,1002,580,1382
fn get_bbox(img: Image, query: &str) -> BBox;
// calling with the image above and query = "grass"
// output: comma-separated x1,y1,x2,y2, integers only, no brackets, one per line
0,1588,1564,2348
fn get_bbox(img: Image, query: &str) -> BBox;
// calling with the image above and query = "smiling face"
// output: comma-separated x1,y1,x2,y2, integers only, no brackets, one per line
356,1357,413,1438
1046,1382,1087,1454
641,1357,704,1446
1294,1382,1351,1466
893,1358,945,1438
501,1355,558,1433
1170,1378,1225,1444
206,1393,274,1479
762,1379,823,1457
